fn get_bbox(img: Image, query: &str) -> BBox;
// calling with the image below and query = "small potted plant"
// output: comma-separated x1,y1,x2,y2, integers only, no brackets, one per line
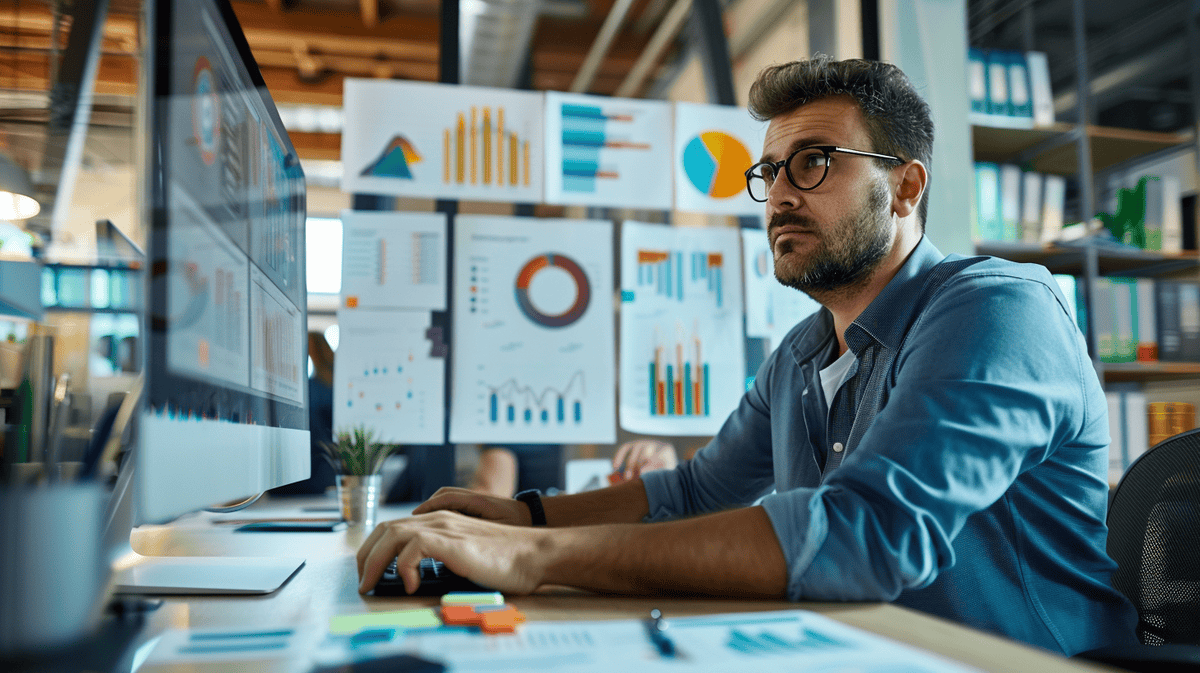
322,425,393,528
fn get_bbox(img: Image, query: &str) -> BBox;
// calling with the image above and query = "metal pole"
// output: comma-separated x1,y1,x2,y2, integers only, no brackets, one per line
1189,1,1200,243
692,0,737,106
1070,0,1099,366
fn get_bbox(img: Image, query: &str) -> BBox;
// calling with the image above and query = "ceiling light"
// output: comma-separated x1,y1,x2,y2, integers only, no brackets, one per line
0,153,40,221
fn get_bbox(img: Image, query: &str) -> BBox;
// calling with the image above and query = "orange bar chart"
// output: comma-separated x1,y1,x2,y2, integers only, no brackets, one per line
443,105,530,188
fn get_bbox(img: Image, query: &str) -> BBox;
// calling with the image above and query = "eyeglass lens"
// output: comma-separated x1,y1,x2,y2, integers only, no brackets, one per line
747,149,829,201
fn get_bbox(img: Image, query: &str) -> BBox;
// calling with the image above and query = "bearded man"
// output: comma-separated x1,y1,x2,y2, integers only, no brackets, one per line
356,55,1138,656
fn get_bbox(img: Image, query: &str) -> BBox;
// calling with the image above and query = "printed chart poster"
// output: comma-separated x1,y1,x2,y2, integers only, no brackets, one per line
673,102,767,216
620,222,745,436
450,216,615,444
340,211,447,311
543,92,672,210
334,308,445,444
741,229,822,350
341,79,544,203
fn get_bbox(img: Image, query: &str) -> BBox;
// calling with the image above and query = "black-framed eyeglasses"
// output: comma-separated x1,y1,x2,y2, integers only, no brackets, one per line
744,145,904,202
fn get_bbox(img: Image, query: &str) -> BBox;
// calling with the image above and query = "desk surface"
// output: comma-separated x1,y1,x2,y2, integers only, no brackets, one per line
124,498,1114,673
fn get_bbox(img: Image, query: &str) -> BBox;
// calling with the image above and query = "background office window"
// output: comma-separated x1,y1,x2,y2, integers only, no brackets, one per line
306,217,342,295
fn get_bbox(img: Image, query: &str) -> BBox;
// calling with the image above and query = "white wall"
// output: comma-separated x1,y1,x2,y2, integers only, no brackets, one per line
880,0,974,256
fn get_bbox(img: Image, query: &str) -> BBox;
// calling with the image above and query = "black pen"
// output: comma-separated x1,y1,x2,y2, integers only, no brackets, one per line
644,609,676,658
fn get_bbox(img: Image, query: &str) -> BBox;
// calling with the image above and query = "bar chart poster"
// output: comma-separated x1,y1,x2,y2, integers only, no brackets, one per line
673,102,767,216
450,216,615,444
620,221,744,435
741,229,822,349
543,92,672,209
333,308,444,444
341,79,544,203
340,211,447,311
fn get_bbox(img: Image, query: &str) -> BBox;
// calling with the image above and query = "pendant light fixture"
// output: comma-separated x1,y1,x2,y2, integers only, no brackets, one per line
0,152,40,221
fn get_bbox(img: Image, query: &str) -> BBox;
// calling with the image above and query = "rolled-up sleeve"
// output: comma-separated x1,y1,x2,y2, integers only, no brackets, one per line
759,274,1093,602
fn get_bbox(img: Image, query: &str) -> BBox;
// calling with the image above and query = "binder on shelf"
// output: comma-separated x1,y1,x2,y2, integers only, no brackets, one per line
1108,278,1137,364
1040,175,1066,243
1025,51,1055,127
1053,274,1083,334
1006,52,1033,119
1093,278,1116,362
986,51,1011,116
1135,278,1158,362
1020,171,1043,244
1179,282,1200,361
974,162,1003,241
1106,390,1148,485
1144,175,1183,254
968,48,989,114
999,165,1022,241
1156,280,1183,362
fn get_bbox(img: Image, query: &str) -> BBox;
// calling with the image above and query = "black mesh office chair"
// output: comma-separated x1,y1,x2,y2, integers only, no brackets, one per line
1077,428,1200,672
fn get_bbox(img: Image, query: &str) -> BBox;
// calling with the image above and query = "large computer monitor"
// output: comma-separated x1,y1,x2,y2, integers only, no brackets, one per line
109,0,310,595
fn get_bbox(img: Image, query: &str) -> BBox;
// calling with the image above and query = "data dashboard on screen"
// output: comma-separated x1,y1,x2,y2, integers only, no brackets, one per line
138,0,309,525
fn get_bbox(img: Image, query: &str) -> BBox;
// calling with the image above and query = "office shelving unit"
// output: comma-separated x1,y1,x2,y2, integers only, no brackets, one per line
970,0,1199,387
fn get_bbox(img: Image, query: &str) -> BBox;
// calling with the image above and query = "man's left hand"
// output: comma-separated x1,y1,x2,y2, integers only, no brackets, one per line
356,510,547,595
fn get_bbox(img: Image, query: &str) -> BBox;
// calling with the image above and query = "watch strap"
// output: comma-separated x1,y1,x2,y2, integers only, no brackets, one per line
514,489,547,526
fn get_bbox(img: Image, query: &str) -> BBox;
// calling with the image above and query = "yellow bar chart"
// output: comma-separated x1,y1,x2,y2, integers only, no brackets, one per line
443,105,531,188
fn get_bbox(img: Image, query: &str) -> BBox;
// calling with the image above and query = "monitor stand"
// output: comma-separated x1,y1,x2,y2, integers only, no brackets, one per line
101,443,305,596
111,553,305,595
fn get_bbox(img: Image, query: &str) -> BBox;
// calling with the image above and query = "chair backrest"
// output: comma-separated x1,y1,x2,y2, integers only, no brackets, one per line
1107,427,1200,645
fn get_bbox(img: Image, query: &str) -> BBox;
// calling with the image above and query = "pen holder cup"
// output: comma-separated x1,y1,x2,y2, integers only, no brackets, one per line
337,474,381,530
0,482,110,656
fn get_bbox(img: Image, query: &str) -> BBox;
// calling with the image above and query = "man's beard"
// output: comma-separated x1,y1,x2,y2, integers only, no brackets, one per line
769,179,893,295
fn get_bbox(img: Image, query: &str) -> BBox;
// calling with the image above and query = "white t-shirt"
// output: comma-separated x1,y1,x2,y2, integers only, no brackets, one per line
819,348,857,419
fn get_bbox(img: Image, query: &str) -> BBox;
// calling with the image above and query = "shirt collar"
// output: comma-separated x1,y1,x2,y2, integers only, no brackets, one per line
846,235,946,354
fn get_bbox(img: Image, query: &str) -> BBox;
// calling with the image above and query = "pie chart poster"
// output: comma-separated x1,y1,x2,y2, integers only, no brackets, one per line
450,216,616,444
673,102,767,216
341,79,545,204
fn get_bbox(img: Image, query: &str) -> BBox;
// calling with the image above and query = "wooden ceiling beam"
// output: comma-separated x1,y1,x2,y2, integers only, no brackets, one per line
288,130,340,161
230,1,438,58
359,0,379,29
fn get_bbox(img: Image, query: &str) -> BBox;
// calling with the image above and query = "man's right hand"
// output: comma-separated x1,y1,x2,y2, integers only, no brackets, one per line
412,486,533,526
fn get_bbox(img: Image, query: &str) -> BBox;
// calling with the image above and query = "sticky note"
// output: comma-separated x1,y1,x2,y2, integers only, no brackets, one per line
329,608,441,635
440,592,504,606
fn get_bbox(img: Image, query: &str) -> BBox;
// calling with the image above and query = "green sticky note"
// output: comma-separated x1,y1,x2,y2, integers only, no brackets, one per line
441,592,504,606
329,608,441,635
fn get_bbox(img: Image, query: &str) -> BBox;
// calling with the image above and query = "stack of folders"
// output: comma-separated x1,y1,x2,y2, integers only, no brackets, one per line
973,163,1065,244
1154,281,1200,362
1086,278,1159,364
1106,389,1148,485
968,48,1054,128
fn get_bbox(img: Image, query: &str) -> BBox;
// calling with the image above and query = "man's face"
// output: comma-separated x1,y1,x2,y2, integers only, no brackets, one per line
759,97,896,294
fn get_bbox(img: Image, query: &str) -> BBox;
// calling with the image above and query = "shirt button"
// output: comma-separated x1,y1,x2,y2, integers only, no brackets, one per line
832,442,844,453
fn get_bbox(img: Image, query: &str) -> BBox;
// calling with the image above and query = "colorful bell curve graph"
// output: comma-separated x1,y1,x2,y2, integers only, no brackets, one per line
682,131,753,199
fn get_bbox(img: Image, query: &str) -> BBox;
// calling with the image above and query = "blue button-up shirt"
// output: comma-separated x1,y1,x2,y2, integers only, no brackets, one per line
643,237,1138,655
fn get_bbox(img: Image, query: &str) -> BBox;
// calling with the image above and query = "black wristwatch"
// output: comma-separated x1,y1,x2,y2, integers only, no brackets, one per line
514,489,547,526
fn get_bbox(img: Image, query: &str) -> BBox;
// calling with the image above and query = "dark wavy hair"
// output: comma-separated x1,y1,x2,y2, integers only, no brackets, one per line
748,55,934,230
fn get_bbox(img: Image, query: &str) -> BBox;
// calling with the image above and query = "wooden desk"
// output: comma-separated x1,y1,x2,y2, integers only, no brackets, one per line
124,499,1114,673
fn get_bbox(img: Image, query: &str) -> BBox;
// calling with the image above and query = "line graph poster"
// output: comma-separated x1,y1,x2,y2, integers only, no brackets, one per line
342,79,544,203
741,229,822,350
543,92,672,209
340,211,447,311
620,221,744,435
333,308,444,444
450,216,615,444
673,102,767,216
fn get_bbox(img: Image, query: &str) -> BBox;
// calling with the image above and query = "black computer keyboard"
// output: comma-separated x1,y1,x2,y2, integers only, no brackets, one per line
371,557,493,596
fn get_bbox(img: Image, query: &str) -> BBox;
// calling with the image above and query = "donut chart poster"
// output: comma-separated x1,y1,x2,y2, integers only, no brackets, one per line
619,221,745,436
673,102,768,215
450,216,615,444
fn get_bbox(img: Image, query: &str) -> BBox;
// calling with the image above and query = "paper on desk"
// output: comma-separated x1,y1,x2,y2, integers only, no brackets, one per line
400,609,983,673
145,625,316,664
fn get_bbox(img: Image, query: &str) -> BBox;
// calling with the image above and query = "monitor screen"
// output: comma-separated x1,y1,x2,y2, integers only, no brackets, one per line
139,0,309,522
